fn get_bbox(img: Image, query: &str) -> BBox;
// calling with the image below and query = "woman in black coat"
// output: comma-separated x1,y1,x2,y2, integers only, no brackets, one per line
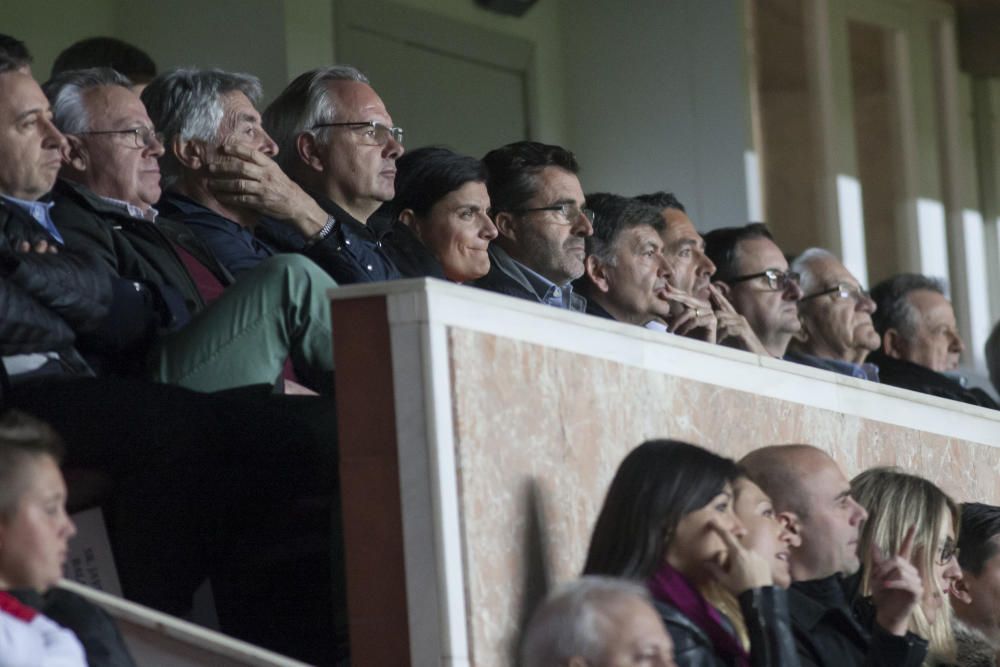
584,440,800,667
378,146,497,282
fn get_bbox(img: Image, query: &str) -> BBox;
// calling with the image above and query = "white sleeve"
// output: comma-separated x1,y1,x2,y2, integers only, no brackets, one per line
0,609,86,667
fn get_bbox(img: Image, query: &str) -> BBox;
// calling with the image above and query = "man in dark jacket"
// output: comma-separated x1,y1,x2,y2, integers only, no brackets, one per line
44,67,339,393
473,141,593,311
742,445,929,667
951,503,1000,665
868,273,998,410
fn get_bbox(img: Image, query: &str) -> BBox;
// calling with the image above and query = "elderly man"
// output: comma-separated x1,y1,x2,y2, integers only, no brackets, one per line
868,273,997,409
704,223,804,357
521,577,676,667
784,248,881,380
741,445,928,667
951,503,1000,665
473,140,593,310
260,65,403,283
44,67,338,393
136,67,335,277
575,193,671,326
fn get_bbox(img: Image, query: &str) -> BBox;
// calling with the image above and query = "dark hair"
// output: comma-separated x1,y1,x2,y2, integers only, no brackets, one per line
385,146,488,221
958,503,1000,575
0,34,31,69
52,37,157,84
481,141,579,212
703,223,776,282
869,273,946,337
583,440,742,580
582,193,664,267
987,320,1000,394
634,191,686,213
0,410,65,517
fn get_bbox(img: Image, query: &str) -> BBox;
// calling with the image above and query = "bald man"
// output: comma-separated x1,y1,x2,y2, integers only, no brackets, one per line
741,445,927,667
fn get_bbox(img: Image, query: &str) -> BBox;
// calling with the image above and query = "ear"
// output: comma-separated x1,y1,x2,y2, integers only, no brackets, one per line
296,132,325,172
585,254,611,293
713,280,731,299
950,575,973,605
174,136,207,171
398,209,421,238
492,211,518,242
882,328,908,359
63,135,89,172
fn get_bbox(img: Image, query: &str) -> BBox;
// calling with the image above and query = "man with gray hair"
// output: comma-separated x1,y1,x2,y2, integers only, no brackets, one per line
784,248,881,381
140,67,336,277
257,65,403,284
44,67,339,393
868,273,997,409
521,576,676,667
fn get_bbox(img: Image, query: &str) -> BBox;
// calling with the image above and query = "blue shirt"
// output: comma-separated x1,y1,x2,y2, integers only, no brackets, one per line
157,192,275,276
0,195,63,244
517,261,579,310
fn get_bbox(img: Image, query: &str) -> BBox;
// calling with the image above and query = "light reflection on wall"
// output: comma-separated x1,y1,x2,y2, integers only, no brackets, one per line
836,175,869,287
963,209,990,372
916,198,950,285
744,149,763,222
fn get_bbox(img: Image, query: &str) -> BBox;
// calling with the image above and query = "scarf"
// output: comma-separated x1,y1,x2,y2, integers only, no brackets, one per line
648,562,750,667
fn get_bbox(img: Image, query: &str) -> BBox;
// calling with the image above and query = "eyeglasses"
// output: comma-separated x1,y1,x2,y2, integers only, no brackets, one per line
728,269,801,291
80,126,164,150
511,203,595,225
311,121,404,146
937,539,959,566
800,282,871,302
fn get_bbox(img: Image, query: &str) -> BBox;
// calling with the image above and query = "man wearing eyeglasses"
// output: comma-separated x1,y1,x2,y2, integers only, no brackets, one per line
44,67,339,393
784,248,881,381
704,223,804,357
473,141,593,311
260,65,404,284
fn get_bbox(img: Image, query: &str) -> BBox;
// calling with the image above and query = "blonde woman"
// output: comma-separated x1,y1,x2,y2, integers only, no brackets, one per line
851,467,964,666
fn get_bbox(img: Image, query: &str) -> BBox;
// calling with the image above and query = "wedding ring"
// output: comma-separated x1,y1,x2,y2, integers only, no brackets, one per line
694,308,701,318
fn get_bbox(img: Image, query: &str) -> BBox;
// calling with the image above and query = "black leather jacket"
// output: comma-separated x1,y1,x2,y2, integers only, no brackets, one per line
0,199,110,356
655,586,800,667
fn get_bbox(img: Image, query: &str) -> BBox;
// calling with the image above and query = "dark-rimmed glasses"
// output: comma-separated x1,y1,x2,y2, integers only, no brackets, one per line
80,126,164,150
510,203,595,225
800,282,871,302
728,269,800,291
311,121,404,146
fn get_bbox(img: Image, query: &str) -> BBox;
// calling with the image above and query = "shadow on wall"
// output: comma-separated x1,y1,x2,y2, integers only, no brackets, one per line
510,477,552,664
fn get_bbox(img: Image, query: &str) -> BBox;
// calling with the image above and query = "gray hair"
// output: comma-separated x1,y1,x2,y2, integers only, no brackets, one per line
262,65,369,173
520,576,652,667
140,67,262,188
869,273,948,339
43,67,133,135
790,247,840,297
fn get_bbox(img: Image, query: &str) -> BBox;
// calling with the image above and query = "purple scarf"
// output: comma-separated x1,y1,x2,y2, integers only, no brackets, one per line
648,563,750,667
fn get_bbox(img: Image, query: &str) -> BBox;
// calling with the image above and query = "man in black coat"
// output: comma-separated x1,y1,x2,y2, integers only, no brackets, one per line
742,445,929,667
868,273,998,410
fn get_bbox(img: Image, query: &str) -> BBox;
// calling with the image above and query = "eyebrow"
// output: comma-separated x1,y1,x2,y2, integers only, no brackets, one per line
833,489,851,502
14,107,45,122
237,112,260,124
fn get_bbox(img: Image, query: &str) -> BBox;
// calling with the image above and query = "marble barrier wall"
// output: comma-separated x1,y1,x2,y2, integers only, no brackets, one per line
329,279,1000,667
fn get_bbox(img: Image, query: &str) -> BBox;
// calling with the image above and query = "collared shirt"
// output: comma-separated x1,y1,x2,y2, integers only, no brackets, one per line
0,195,63,244
157,191,275,276
100,195,158,222
784,351,880,382
517,261,578,310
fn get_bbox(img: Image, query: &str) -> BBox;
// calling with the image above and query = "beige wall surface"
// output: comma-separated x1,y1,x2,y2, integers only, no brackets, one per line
448,327,1000,665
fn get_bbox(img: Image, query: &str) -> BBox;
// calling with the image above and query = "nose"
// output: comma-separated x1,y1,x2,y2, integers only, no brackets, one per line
779,521,801,548
657,253,672,278
697,250,716,278
850,498,868,524
944,558,963,583
729,515,747,539
572,210,594,237
480,213,498,240
62,511,77,540
42,116,68,152
858,293,876,313
146,134,166,158
383,135,404,160
786,279,804,301
949,330,966,354
260,132,279,157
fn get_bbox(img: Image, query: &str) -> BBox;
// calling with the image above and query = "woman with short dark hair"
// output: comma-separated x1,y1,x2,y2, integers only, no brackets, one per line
584,440,799,666
380,146,497,282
